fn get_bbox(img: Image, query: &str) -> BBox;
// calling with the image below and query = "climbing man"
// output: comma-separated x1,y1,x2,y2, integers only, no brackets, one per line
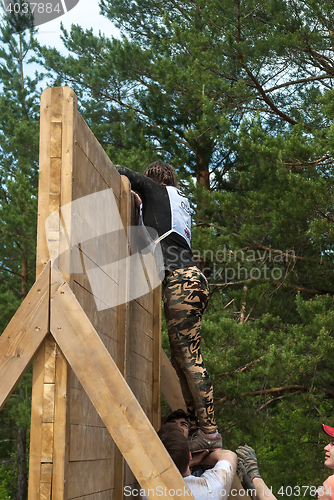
116,161,221,451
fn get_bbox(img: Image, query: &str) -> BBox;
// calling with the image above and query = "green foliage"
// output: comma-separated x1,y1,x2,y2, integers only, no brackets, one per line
0,7,41,499
0,0,331,495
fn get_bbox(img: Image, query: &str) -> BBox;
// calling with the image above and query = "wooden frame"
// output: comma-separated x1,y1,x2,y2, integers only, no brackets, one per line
0,86,245,500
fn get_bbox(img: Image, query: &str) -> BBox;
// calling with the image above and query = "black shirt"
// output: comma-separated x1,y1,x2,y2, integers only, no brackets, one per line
116,166,196,271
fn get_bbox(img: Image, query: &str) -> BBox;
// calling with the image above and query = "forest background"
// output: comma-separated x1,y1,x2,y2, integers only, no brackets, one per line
1,0,334,498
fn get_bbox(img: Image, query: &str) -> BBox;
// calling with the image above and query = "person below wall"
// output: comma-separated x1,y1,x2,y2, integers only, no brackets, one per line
160,423,237,500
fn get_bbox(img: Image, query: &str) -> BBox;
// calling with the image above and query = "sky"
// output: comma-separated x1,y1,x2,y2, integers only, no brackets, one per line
34,0,120,54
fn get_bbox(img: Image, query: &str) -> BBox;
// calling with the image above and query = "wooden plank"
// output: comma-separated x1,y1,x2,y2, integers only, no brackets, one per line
69,426,114,461
0,262,50,411
130,301,153,340
129,377,152,409
52,347,69,500
134,292,153,315
41,461,53,500
114,176,131,500
152,285,161,430
49,262,195,500
42,384,55,422
128,351,152,384
50,86,75,500
37,89,52,277
73,111,120,194
161,349,186,411
41,423,54,462
59,86,75,284
72,490,113,500
128,330,152,362
40,482,52,500
67,459,114,499
71,143,119,201
44,337,57,384
70,388,104,427
71,281,118,342
29,338,47,500
41,463,53,485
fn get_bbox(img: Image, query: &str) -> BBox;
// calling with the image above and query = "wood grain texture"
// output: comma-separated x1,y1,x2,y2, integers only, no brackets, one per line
69,426,114,461
37,89,52,277
152,285,161,430
67,460,114,499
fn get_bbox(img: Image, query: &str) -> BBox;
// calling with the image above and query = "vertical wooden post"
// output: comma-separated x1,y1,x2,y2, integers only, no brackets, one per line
114,177,131,499
29,87,76,500
152,285,162,431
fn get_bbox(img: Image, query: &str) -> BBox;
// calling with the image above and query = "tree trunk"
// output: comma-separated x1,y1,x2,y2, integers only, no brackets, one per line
21,254,29,299
195,139,211,190
16,428,27,500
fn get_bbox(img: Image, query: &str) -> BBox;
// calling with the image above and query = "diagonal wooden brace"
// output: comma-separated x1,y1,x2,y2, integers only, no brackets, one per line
0,262,50,411
49,261,195,500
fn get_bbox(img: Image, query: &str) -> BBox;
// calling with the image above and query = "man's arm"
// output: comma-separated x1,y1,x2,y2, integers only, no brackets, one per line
116,165,151,194
252,478,277,500
200,449,237,472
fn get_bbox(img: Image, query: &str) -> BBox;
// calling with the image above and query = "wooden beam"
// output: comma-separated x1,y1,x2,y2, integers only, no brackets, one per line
0,262,50,411
152,285,162,431
161,348,186,411
114,176,131,499
49,262,195,500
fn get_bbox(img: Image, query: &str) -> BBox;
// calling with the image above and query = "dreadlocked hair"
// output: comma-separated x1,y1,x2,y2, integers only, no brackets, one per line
144,161,178,187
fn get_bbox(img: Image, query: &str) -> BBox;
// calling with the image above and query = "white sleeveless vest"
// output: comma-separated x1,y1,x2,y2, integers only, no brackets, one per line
139,186,192,248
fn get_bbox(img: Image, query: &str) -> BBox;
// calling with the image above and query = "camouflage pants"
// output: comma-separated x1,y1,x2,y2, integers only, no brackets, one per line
163,266,217,434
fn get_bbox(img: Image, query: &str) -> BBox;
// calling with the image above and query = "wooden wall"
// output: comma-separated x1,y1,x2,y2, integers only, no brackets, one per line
29,86,161,500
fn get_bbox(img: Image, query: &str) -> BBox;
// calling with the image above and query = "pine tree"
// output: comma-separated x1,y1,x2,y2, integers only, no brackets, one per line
0,4,42,498
37,0,334,493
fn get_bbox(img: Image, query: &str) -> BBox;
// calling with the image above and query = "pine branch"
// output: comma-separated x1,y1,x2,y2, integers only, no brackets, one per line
241,244,334,269
216,385,308,405
264,75,333,93
282,155,331,168
241,63,301,127
0,265,23,277
236,357,264,373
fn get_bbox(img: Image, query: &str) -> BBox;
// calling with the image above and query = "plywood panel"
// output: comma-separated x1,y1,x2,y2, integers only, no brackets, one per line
42,384,55,422
71,281,118,342
130,301,153,339
73,112,120,194
134,291,154,315
129,331,153,360
70,426,114,461
67,460,114,499
128,351,152,385
130,378,152,409
70,388,104,427
40,482,52,500
74,490,113,500
29,339,47,499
